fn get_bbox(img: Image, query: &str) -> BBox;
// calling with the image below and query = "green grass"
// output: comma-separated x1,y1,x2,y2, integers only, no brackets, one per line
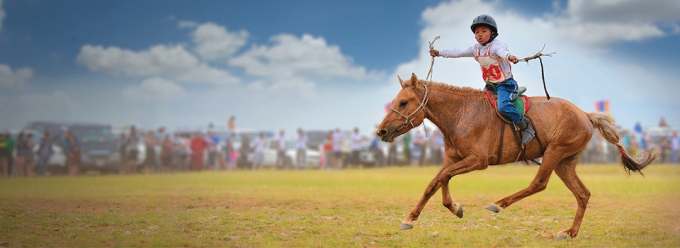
1,164,679,247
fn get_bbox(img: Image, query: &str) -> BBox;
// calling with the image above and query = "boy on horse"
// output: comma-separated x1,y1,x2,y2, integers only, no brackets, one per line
429,14,535,146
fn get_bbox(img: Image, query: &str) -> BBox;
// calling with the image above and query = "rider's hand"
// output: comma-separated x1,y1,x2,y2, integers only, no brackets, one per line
508,55,519,64
429,49,439,57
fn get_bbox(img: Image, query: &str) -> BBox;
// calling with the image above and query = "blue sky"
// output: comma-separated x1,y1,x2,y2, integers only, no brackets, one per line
1,0,679,136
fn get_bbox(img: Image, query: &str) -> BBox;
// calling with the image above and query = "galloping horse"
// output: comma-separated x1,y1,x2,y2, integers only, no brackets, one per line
376,73,659,239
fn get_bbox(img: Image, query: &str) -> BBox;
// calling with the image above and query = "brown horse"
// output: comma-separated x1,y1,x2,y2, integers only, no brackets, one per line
376,73,659,239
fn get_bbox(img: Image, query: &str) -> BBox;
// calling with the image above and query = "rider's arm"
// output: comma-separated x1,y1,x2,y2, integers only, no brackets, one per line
438,45,475,58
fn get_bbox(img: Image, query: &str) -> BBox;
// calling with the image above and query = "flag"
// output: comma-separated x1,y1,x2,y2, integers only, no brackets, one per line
595,100,609,112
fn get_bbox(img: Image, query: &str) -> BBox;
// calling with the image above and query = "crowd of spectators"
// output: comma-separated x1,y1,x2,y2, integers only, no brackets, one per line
0,116,677,178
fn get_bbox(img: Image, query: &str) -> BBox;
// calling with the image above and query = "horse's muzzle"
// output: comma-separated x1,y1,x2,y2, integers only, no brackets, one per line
376,128,395,142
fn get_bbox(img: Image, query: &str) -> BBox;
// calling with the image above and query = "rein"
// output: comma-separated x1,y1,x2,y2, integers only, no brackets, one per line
390,36,440,134
390,83,430,132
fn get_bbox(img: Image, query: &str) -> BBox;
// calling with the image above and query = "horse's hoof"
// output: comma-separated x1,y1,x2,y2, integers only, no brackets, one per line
485,204,500,213
455,206,464,218
399,223,414,230
555,231,572,240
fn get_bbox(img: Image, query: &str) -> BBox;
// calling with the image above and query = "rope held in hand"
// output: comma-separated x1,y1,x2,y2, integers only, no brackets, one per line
519,44,555,100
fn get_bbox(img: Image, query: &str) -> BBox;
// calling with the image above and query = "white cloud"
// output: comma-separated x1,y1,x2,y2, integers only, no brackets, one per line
122,77,186,102
0,0,5,30
178,20,199,28
190,22,249,61
0,64,34,89
551,0,680,47
76,44,240,85
230,33,383,80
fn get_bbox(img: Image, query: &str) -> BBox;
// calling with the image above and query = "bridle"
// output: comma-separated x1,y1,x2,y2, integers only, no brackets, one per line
389,82,430,132
389,36,438,133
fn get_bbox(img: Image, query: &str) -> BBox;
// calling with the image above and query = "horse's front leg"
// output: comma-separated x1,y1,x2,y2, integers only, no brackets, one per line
400,156,486,230
440,156,488,220
399,166,445,230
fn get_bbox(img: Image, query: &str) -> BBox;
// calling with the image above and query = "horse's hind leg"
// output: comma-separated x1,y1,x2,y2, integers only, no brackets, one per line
553,154,590,239
486,154,560,212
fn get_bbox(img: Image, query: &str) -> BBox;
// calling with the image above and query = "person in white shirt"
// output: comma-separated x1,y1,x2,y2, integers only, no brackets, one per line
295,128,308,169
671,131,679,165
251,132,266,170
429,14,534,146
276,129,287,169
350,128,363,168
332,128,344,169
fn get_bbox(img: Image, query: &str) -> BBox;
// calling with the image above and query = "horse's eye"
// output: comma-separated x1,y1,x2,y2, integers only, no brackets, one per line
399,101,407,108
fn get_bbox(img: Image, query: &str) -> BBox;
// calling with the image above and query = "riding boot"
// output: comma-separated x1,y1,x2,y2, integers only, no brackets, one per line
515,118,535,146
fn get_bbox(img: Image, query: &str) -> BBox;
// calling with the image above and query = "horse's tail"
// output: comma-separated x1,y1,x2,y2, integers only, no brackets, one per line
587,112,659,175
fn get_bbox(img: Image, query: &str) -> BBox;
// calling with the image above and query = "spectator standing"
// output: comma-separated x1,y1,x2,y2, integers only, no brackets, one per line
159,134,173,173
276,129,287,169
659,117,668,127
142,130,159,174
341,131,352,168
403,131,412,165
24,133,37,177
411,130,426,167
15,132,28,177
238,133,251,169
322,131,333,169
350,128,363,168
36,132,53,177
62,130,81,177
670,131,679,165
125,126,141,174
251,132,266,170
428,130,444,165
332,128,343,169
189,131,207,171
206,131,219,170
295,128,308,169
659,135,671,163
387,138,398,166
0,133,9,178
223,136,235,170
4,132,15,177
118,133,128,174
370,133,386,167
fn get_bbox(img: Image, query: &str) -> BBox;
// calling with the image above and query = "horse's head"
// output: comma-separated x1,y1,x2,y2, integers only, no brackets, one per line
376,73,428,142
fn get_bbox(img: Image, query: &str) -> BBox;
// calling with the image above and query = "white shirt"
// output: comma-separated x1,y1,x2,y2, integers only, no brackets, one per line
295,133,308,150
332,131,343,151
350,132,363,151
252,137,265,153
277,135,287,151
671,136,679,151
439,39,513,82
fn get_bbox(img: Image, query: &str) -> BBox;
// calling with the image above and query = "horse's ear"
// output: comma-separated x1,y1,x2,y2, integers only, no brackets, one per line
410,73,418,88
397,75,405,88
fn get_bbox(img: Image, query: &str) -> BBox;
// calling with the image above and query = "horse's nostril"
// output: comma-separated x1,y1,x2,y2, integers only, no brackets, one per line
377,130,387,137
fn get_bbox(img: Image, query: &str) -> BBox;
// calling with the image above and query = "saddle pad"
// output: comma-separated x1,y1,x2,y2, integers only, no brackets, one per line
485,90,531,123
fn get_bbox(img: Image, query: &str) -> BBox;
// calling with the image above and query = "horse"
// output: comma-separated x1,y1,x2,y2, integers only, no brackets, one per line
375,73,659,239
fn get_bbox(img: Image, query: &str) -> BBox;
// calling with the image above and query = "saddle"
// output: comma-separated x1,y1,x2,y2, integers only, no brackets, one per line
484,83,531,123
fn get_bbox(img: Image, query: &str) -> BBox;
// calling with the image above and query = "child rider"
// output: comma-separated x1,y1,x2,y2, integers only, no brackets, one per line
429,14,535,146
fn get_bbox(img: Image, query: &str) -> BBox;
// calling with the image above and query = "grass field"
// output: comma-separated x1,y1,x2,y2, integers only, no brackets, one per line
1,164,679,247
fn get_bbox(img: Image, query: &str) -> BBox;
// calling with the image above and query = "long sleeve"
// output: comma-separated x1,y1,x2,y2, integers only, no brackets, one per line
439,45,476,58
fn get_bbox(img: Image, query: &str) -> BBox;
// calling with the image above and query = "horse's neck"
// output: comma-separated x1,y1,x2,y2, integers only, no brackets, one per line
424,87,477,135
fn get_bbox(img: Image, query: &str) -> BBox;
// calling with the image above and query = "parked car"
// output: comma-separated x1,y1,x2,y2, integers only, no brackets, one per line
247,138,321,169
67,124,121,172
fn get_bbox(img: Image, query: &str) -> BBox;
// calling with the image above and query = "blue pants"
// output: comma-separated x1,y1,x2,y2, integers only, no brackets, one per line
496,78,522,123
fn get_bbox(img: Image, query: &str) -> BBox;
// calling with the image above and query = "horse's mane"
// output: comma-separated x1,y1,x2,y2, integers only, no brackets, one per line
417,79,486,99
